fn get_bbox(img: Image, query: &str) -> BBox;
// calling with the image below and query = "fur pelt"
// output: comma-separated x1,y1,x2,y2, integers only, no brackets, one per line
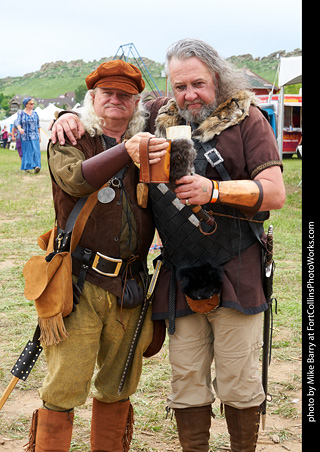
169,138,196,187
155,90,259,143
177,262,224,300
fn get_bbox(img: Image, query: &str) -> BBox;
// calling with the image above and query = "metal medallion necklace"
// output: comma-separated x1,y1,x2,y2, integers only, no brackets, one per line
97,135,125,204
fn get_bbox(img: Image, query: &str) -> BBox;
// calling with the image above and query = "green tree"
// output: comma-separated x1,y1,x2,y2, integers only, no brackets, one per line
0,93,13,115
75,84,87,104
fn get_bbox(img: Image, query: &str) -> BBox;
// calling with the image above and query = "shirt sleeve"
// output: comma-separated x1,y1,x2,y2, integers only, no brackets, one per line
35,112,40,129
16,110,22,127
240,106,283,179
48,141,97,197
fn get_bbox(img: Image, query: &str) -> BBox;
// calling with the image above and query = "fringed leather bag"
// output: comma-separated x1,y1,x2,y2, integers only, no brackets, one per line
23,186,105,346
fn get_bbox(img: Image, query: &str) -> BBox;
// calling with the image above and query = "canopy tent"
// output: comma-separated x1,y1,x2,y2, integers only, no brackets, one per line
0,112,18,130
38,104,63,150
277,56,302,158
278,56,302,87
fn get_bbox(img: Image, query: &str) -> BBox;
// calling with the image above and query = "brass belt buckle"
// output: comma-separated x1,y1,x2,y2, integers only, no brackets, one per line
92,252,123,277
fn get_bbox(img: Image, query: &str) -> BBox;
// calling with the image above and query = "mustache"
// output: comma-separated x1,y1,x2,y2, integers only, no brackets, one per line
184,100,205,108
103,103,126,110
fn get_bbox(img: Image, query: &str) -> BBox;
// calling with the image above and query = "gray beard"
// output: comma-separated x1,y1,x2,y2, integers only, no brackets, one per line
177,100,218,124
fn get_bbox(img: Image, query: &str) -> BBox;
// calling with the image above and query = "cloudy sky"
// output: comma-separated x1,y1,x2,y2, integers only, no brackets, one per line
1,0,301,79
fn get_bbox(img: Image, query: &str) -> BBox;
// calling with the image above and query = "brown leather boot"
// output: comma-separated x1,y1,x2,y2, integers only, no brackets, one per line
224,405,261,452
90,398,134,452
174,405,213,452
24,407,74,452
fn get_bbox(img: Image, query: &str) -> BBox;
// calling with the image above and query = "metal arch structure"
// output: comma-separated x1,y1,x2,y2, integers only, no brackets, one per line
114,43,163,97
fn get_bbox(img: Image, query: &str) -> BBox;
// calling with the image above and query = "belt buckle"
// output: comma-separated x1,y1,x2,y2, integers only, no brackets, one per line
92,252,122,277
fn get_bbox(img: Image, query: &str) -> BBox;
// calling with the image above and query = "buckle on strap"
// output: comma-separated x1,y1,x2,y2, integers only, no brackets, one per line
92,252,123,277
204,148,224,168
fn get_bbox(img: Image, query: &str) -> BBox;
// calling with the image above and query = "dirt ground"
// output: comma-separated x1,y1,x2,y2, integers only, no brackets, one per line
0,360,302,452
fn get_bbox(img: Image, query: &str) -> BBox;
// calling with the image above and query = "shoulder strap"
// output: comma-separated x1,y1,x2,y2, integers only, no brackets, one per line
201,140,231,181
57,182,108,253
70,185,107,253
198,138,266,248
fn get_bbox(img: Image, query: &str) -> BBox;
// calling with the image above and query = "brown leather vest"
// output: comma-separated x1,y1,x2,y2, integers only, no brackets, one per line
49,133,155,297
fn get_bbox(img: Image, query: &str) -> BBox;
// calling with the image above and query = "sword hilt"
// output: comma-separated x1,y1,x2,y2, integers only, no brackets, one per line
266,225,273,267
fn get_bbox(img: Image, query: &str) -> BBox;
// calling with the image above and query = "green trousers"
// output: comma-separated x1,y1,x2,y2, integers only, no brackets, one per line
39,278,153,410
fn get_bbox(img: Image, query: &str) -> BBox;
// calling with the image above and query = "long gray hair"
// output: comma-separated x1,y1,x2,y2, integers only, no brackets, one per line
81,88,147,138
165,38,251,104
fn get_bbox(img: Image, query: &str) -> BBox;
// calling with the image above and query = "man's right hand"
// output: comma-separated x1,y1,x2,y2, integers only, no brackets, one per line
51,113,85,146
125,133,169,165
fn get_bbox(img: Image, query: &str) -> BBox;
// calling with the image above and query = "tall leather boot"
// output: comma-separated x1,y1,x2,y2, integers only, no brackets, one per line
90,398,134,452
174,405,212,452
24,407,74,452
224,405,261,452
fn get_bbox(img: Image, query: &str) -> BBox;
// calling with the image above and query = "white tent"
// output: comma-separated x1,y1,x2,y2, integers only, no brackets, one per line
277,56,302,158
0,112,18,130
38,104,63,150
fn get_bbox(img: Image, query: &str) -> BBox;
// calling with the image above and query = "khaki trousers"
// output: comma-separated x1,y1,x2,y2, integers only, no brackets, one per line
166,307,265,410
39,279,153,410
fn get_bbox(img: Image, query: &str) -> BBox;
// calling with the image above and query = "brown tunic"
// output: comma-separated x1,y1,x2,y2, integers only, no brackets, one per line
144,98,283,318
48,133,155,298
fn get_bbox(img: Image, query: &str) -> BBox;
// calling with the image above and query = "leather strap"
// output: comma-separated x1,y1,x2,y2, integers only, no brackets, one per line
139,137,151,183
57,196,88,251
54,182,109,255
69,183,109,253
202,140,231,181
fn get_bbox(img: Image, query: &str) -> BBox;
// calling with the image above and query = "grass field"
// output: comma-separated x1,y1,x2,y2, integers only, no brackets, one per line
0,148,302,451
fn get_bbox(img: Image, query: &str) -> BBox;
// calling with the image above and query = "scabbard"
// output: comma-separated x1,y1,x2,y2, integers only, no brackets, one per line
118,260,162,394
261,226,274,429
0,325,43,411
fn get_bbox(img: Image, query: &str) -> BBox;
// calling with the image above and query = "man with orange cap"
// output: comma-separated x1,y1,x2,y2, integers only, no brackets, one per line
25,60,168,452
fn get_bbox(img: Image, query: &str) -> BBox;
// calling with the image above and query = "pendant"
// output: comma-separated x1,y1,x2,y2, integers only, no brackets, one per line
97,186,116,204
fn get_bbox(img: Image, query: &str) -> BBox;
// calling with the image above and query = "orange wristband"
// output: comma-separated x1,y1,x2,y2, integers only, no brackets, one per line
210,180,219,203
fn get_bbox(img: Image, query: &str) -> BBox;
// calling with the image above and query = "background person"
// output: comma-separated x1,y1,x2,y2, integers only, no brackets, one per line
12,118,22,160
1,125,9,148
16,97,41,173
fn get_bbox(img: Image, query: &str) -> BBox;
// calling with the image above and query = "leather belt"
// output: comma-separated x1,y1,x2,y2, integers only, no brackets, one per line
72,245,144,278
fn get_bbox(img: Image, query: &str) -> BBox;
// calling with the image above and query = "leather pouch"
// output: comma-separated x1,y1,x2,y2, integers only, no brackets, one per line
177,263,224,314
23,185,106,346
117,278,144,309
23,227,73,346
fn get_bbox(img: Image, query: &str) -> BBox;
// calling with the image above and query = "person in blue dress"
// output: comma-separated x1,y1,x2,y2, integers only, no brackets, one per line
16,97,41,172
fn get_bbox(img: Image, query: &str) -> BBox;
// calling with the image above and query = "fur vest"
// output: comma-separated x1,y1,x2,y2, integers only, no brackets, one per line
155,90,259,141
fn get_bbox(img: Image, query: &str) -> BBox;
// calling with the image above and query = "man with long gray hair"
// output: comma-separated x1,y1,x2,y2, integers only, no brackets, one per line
25,59,168,452
51,38,285,451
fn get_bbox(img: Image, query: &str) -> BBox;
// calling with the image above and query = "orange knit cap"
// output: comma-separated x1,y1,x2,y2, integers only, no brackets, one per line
86,60,145,94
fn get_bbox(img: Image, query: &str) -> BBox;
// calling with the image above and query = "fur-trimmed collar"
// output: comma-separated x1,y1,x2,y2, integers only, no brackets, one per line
155,90,259,143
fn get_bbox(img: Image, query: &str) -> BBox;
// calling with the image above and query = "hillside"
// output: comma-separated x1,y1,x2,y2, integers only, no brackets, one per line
0,49,301,99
